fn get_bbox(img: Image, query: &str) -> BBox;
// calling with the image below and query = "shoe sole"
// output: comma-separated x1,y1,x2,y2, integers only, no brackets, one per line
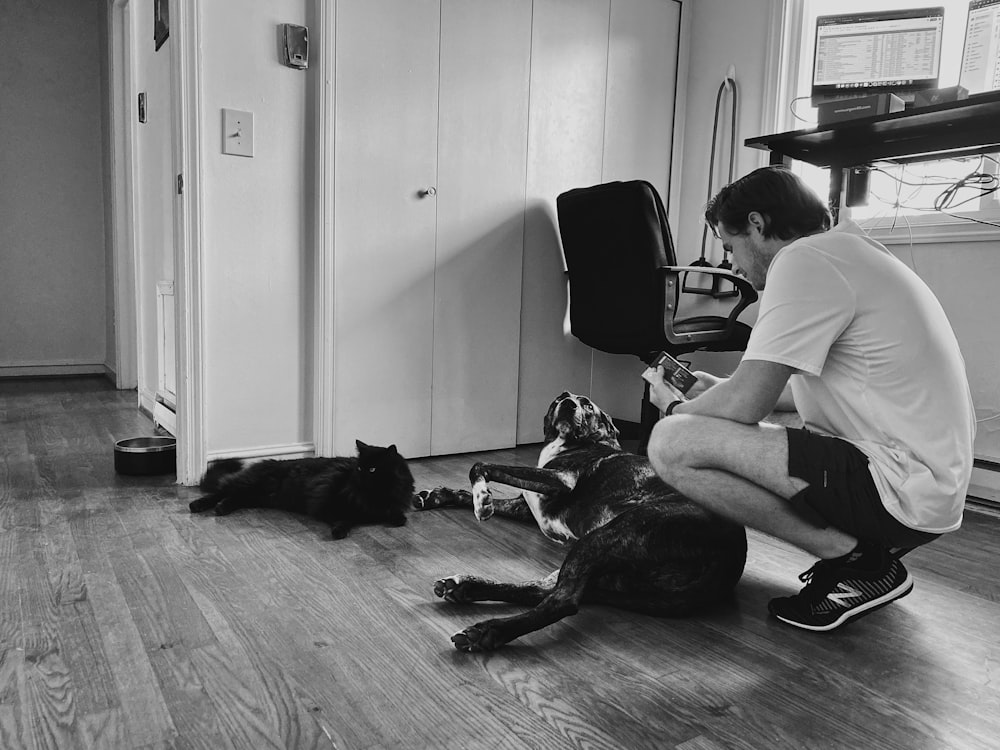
772,571,914,632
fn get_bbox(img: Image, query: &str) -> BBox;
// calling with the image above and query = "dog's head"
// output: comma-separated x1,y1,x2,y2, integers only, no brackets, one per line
543,392,621,449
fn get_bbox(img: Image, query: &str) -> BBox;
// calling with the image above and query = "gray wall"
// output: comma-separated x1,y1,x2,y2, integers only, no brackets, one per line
0,0,108,376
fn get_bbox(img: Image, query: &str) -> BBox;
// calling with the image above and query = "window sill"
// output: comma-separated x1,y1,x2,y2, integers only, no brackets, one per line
856,210,1000,245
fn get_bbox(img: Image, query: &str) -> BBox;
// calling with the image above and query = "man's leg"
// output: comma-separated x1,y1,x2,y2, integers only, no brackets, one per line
648,414,914,631
646,414,857,559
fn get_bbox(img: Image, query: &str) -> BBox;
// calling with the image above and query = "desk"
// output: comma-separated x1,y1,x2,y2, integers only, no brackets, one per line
744,90,1000,219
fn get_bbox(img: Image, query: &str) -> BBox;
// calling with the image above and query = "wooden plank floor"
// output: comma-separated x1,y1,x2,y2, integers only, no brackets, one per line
1,376,998,749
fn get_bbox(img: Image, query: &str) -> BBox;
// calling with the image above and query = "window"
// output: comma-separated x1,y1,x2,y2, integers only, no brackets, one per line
772,0,1000,235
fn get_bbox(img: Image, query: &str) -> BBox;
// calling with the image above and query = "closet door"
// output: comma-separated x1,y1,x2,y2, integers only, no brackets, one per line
431,0,532,454
333,0,441,457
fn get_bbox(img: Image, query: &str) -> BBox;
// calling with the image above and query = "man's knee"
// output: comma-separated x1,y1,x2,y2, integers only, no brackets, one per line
647,415,699,483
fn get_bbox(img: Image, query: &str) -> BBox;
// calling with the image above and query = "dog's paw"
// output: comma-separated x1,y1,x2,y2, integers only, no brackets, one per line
472,479,494,521
451,621,504,652
434,575,482,603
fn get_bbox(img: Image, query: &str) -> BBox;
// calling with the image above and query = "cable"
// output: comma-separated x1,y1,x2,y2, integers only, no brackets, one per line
788,95,816,125
862,158,1000,228
698,77,739,260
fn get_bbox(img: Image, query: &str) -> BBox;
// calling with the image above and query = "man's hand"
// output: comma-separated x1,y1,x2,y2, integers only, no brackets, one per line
686,370,724,398
641,365,687,413
642,367,727,414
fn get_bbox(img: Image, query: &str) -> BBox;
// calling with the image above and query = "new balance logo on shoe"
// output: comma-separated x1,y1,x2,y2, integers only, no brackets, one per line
826,584,863,607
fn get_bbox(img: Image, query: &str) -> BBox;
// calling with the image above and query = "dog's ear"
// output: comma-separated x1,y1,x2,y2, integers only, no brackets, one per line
543,393,569,442
595,409,621,446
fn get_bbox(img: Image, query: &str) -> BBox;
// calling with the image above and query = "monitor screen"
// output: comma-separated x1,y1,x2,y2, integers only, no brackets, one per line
960,0,1000,94
811,7,945,104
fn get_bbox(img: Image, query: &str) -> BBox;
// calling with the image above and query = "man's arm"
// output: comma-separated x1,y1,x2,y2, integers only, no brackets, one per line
647,359,798,424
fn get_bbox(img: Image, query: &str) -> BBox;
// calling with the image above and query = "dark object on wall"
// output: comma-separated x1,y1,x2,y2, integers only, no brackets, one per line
138,92,147,123
280,24,309,69
154,0,169,52
114,436,176,476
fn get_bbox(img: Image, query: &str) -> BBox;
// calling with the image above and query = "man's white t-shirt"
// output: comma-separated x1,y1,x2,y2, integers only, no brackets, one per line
743,220,975,533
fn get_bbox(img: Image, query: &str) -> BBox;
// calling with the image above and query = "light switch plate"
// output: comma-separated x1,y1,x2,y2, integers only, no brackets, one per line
222,108,253,157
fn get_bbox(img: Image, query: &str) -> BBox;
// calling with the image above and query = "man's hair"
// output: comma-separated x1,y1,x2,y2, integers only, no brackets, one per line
704,166,832,240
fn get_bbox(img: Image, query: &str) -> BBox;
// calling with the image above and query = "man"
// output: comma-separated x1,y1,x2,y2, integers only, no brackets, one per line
644,166,975,631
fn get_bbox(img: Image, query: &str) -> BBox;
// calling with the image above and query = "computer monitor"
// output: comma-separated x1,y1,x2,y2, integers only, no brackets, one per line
960,0,1000,94
811,7,945,105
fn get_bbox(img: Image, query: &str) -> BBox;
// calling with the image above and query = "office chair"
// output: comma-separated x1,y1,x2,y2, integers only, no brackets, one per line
556,179,758,453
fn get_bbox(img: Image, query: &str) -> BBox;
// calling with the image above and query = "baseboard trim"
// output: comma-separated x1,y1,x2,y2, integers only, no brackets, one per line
968,463,1000,509
0,363,107,378
207,442,316,464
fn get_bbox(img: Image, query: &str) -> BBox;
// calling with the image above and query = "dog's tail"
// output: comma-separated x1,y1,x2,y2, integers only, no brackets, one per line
199,458,244,491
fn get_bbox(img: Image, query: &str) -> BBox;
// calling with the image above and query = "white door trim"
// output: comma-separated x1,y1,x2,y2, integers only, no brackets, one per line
108,0,139,391
313,1,337,457
171,0,207,484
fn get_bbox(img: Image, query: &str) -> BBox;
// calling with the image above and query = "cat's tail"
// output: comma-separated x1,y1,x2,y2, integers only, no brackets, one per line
199,458,244,491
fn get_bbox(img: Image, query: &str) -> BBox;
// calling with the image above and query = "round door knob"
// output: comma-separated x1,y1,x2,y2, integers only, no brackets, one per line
420,186,437,197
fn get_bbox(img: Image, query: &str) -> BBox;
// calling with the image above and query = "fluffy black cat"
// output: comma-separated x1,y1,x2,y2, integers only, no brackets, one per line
188,440,414,539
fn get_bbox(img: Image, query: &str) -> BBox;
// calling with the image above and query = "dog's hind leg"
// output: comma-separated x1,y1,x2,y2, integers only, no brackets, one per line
450,520,630,652
449,506,699,652
434,570,558,606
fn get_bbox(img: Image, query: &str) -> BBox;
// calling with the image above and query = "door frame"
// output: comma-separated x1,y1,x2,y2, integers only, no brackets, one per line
108,0,139,391
313,1,337,457
170,0,207,484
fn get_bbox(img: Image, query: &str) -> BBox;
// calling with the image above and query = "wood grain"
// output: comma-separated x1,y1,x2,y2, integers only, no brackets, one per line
1,375,999,749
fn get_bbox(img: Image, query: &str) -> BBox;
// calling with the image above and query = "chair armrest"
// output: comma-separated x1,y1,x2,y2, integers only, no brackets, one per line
657,265,758,347
661,265,758,304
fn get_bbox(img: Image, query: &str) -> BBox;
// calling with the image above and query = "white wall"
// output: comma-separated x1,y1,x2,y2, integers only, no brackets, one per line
0,1,108,377
674,0,776,261
199,0,313,459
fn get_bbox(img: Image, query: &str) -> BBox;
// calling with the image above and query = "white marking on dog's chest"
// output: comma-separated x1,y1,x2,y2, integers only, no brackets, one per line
537,437,566,467
526,437,577,543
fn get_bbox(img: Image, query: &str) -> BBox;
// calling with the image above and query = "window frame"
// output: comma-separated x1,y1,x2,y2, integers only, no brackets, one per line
764,0,1000,245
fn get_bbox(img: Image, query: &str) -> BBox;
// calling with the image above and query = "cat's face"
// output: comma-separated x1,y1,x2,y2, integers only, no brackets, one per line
355,440,413,489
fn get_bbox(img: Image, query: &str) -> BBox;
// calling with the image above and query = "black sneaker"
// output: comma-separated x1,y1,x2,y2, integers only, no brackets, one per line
768,548,913,631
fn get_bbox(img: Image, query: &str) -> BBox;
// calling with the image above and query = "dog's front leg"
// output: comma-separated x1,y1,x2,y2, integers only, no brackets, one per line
468,463,574,521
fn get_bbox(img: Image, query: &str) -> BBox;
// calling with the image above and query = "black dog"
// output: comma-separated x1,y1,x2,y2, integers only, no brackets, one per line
414,392,747,651
190,440,414,539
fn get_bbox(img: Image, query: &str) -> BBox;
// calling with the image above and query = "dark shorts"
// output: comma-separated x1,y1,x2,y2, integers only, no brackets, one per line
785,427,940,551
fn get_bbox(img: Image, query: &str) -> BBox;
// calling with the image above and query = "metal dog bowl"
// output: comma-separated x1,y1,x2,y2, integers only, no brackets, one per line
114,436,177,476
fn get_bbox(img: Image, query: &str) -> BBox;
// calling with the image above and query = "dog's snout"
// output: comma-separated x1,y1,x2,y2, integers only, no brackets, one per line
555,398,579,419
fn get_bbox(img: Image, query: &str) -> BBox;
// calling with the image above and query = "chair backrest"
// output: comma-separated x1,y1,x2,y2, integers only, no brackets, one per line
556,180,678,356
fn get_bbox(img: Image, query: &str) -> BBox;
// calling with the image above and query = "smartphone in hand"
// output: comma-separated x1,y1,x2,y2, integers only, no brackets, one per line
651,351,697,394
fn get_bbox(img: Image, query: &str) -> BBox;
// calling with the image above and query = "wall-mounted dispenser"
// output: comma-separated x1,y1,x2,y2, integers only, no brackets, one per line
280,24,309,69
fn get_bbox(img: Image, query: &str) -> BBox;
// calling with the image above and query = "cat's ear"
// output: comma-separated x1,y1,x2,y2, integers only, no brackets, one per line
355,439,369,452
386,444,398,455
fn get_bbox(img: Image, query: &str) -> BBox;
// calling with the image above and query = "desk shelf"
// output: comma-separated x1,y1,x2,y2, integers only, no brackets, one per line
745,90,1000,169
